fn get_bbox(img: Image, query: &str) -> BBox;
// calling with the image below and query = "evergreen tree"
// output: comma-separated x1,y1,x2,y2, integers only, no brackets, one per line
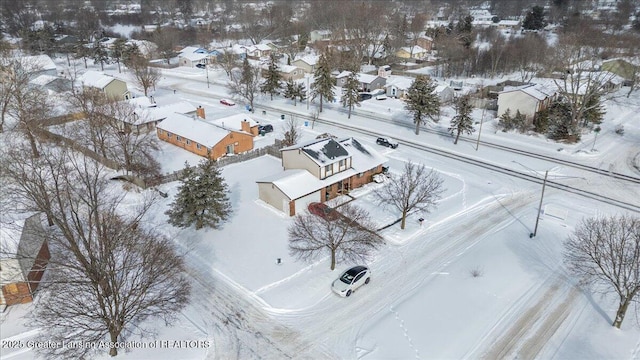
294,82,306,105
404,75,440,135
111,38,127,73
547,100,580,142
523,6,546,30
283,79,296,104
498,108,514,132
166,158,231,230
448,95,475,144
582,94,605,127
341,71,361,119
93,40,109,71
513,110,528,133
260,53,282,100
311,54,335,113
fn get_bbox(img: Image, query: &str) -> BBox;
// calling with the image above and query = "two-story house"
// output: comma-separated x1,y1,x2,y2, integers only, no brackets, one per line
80,70,130,101
257,137,387,216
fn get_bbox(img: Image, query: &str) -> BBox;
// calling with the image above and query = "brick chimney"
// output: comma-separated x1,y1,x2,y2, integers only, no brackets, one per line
241,119,251,133
196,106,205,119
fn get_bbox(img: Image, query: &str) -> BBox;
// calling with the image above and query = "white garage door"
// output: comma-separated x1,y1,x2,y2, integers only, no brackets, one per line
294,191,321,215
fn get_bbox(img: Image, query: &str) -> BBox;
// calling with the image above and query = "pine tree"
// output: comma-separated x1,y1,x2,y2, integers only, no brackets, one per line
513,110,528,133
166,158,231,230
404,75,440,135
93,41,109,71
448,95,475,144
341,71,361,119
295,82,306,104
582,94,605,127
311,54,335,113
523,6,546,31
260,53,282,100
283,79,296,104
498,108,513,132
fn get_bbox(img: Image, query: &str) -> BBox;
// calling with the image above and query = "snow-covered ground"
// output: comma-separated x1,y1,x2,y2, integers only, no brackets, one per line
1,57,639,359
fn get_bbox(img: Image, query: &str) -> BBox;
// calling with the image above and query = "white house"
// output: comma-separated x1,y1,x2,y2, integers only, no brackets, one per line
257,137,387,216
497,84,557,120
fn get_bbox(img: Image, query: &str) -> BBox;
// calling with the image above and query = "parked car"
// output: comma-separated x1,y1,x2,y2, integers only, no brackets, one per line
308,202,339,220
331,266,371,297
375,94,388,100
220,99,236,106
196,63,206,69
376,137,398,149
370,89,386,96
373,173,386,183
358,92,372,101
258,124,273,133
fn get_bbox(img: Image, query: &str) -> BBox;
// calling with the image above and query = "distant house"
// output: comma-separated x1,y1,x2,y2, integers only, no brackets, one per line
378,65,392,78
292,55,319,74
156,113,254,160
335,71,386,92
205,113,261,136
245,44,272,59
416,36,434,51
125,100,198,132
261,64,304,81
309,29,332,43
384,76,452,101
497,83,557,120
257,137,387,216
395,45,428,60
496,19,520,30
178,46,209,67
601,59,639,85
0,213,50,308
29,75,72,92
80,70,130,100
0,55,58,80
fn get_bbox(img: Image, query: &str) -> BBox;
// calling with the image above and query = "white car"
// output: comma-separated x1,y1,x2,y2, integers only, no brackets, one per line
331,266,371,297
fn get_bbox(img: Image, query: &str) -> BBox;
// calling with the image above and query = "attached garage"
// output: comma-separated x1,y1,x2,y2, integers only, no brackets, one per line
257,170,322,216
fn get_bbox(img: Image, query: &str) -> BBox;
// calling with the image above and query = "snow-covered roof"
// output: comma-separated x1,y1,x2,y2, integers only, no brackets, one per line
255,44,271,51
156,113,231,147
179,46,206,54
279,65,300,73
400,45,427,54
179,51,208,62
29,74,59,86
294,55,319,66
13,55,57,73
500,83,556,100
80,70,118,89
336,71,352,79
129,101,196,125
338,137,387,173
257,169,322,200
206,113,259,133
357,73,379,84
384,76,415,90
498,20,520,26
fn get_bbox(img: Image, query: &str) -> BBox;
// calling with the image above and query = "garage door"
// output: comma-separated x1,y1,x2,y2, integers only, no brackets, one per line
294,191,321,215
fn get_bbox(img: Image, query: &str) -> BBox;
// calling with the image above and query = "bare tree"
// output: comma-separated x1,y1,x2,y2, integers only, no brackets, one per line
1,141,190,358
128,55,161,96
152,28,179,64
564,214,640,329
288,204,384,270
282,116,301,147
217,50,240,79
375,161,445,230
227,58,261,112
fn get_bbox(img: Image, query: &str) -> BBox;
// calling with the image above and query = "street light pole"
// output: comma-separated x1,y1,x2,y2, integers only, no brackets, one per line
531,170,548,238
206,64,210,88
476,106,486,151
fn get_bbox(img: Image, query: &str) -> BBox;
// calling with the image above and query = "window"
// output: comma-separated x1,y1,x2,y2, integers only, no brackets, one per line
339,159,345,168
325,164,333,175
196,143,201,150
176,136,182,141
167,132,172,138
186,139,191,145
357,172,363,178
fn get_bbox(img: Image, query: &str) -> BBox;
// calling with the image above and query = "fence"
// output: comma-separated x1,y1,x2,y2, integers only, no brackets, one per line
35,128,120,170
148,140,284,187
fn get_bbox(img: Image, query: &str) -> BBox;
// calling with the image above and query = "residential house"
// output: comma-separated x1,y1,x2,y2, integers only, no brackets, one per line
602,58,639,86
0,213,50,308
416,36,434,51
205,113,261,136
497,83,557,120
178,46,209,67
125,100,197,132
378,65,392,78
292,55,319,74
384,76,453,102
29,74,73,92
309,29,332,43
335,71,386,92
245,44,272,59
395,45,428,60
156,113,254,159
1,55,58,80
80,70,130,100
496,19,520,31
261,64,304,81
257,137,387,216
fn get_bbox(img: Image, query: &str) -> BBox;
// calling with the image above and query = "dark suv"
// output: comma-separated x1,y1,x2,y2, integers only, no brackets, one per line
258,124,273,133
376,137,399,149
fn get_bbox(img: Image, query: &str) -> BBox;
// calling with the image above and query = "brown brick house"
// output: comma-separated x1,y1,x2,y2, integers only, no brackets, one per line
1,213,50,307
156,113,254,159
257,137,387,216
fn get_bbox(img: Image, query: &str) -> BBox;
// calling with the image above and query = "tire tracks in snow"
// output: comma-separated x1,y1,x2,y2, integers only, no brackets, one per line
481,280,581,360
272,192,534,358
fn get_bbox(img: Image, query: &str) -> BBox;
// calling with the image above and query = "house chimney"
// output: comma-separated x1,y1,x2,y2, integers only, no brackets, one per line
196,106,205,119
241,119,251,133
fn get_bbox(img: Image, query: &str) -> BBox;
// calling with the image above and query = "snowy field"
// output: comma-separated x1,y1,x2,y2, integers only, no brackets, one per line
1,57,639,359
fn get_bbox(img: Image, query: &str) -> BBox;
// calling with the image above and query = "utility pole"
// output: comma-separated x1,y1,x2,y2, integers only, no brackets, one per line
530,170,548,238
476,106,486,151
591,126,601,151
206,64,210,88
